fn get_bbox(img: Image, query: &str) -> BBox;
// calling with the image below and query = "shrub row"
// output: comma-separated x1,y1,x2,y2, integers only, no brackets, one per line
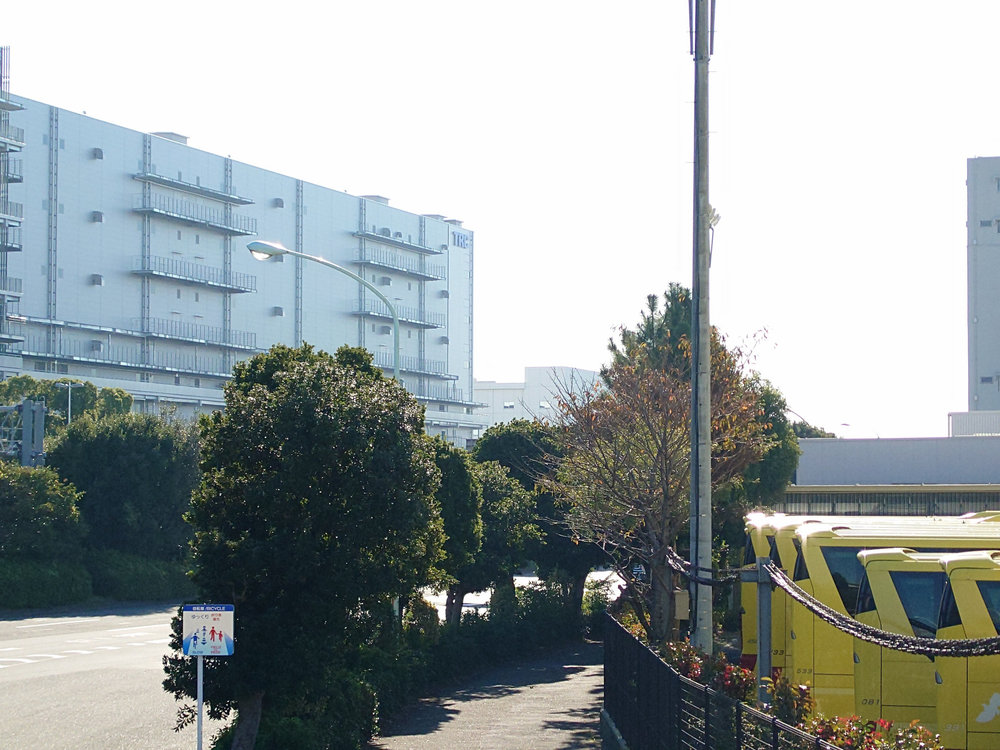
0,551,194,609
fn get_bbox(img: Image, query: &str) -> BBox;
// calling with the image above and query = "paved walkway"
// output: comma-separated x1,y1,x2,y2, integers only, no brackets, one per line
369,640,603,749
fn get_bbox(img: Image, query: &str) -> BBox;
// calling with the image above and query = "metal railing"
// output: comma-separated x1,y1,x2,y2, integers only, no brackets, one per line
139,317,256,350
353,298,446,328
20,334,232,377
356,247,446,280
132,255,257,292
603,615,835,750
132,193,257,235
777,488,1000,516
0,121,25,147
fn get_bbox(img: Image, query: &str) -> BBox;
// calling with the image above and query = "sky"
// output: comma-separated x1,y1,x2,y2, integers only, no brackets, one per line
5,1,998,438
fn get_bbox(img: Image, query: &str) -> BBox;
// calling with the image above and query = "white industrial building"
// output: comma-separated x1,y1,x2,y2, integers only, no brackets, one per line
0,48,485,445
474,366,600,429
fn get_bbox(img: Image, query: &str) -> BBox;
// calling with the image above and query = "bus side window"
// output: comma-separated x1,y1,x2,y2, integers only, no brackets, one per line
938,580,961,630
793,539,808,581
976,580,1000,635
855,572,876,616
821,547,864,615
743,533,756,566
890,570,947,638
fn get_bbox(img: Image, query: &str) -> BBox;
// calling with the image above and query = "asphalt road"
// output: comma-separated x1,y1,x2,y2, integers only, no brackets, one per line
0,602,224,750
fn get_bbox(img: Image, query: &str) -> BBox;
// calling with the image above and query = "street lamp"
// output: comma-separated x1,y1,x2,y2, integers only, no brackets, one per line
246,240,400,380
54,381,84,424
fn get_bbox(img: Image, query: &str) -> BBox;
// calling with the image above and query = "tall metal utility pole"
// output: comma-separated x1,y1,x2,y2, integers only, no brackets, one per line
689,0,715,652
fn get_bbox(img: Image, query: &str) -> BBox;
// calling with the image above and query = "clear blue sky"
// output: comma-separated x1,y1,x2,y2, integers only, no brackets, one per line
8,1,997,437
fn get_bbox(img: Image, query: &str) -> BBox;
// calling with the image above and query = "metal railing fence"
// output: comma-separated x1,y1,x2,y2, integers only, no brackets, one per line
603,614,835,750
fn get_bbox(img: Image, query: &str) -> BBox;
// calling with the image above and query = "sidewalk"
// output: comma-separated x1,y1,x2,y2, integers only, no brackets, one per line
369,640,603,749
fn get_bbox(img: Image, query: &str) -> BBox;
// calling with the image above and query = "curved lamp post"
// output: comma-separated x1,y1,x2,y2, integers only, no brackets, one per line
247,240,400,380
54,381,84,424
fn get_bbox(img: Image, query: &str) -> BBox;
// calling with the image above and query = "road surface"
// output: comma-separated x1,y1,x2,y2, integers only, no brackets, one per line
0,602,223,750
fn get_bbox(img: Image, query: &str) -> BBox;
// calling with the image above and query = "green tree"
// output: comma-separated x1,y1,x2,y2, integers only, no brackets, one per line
0,376,133,433
792,420,837,438
473,419,603,615
47,412,200,561
95,387,134,418
455,460,538,606
430,437,483,627
0,461,83,561
162,344,444,750
546,290,772,644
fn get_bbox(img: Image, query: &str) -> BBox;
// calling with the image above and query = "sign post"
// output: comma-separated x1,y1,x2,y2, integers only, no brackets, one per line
183,604,234,750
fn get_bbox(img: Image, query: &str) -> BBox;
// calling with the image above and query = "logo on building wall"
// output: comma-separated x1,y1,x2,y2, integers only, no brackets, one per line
451,231,470,249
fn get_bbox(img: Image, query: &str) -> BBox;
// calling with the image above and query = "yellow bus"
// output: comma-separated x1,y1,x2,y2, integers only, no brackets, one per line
934,551,1000,750
853,548,947,731
789,522,1000,717
740,512,999,675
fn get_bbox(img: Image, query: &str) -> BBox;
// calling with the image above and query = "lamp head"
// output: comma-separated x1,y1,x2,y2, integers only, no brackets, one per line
247,240,289,261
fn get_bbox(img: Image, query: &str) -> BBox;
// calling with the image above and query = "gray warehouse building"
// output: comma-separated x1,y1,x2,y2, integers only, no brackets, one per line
0,49,484,444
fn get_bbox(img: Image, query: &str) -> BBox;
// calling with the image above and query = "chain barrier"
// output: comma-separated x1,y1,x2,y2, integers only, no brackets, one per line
664,545,741,586
763,560,1000,657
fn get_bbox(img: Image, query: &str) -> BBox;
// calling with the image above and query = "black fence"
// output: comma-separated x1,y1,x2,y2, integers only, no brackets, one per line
603,614,836,750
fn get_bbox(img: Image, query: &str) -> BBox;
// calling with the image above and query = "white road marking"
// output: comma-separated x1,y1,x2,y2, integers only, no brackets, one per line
17,619,99,629
62,650,94,655
26,654,67,660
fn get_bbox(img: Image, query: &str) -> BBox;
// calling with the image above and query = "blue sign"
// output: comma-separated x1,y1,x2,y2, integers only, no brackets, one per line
182,604,235,656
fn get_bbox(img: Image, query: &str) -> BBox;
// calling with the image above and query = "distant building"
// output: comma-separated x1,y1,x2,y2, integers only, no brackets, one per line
0,49,485,445
474,366,600,429
795,436,1000,485
967,157,1000,413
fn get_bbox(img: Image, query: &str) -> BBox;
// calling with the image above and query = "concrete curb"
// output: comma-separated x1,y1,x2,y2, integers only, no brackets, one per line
600,708,628,750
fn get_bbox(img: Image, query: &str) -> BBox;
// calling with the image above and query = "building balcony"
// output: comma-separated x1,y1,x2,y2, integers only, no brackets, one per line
0,199,23,223
355,247,445,281
0,315,24,345
0,226,21,252
138,317,257,350
0,276,23,297
133,172,254,205
413,384,482,407
132,193,257,236
2,157,21,184
352,299,445,329
0,93,24,113
371,350,456,379
0,121,24,151
354,229,441,255
20,334,233,378
131,256,257,293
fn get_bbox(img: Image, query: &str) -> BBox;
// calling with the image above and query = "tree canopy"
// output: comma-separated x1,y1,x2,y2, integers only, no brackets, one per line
163,344,445,750
0,375,133,434
473,419,603,612
47,412,200,561
546,287,774,643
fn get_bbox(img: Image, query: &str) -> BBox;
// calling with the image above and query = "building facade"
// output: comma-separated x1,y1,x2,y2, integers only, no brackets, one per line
474,366,599,429
2,71,483,443
967,157,1000,412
